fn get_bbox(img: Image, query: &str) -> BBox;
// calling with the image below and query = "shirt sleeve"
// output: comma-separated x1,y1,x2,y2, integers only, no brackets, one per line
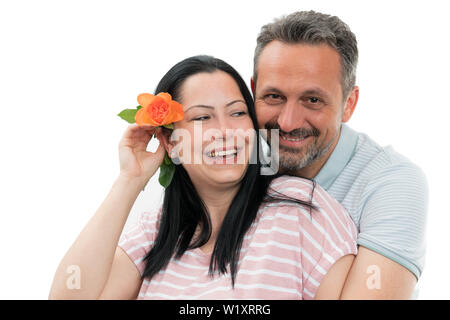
357,161,429,279
118,209,161,276
298,182,359,299
269,176,358,299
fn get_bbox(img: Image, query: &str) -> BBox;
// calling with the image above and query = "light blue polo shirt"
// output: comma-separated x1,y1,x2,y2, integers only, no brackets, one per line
314,124,428,279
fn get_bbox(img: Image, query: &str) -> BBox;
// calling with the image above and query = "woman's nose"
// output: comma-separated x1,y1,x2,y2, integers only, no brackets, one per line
217,116,235,138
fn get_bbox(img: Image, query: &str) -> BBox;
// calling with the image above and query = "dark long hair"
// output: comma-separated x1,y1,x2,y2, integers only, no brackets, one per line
141,55,316,287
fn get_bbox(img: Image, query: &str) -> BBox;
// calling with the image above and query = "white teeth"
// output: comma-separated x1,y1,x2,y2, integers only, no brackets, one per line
207,149,237,157
281,135,308,142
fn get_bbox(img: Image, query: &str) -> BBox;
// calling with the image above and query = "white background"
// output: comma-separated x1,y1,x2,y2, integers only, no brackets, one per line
0,0,448,299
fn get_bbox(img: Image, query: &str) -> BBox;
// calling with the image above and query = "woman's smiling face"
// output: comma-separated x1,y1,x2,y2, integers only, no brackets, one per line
167,71,255,188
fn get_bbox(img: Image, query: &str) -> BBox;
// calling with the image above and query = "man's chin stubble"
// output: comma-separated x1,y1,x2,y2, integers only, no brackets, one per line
278,138,334,175
278,147,311,174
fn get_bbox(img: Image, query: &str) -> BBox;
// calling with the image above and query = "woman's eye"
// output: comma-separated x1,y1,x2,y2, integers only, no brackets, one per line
231,111,247,117
193,115,210,121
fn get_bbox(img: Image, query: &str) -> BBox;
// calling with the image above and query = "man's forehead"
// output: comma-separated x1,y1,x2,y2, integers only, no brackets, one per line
256,41,342,93
259,41,339,70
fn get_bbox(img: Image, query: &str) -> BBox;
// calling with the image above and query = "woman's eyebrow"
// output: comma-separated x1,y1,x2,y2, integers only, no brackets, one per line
225,99,246,107
185,99,246,112
185,105,214,112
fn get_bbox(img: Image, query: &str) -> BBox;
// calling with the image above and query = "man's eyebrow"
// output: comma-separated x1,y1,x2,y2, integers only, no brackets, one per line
185,99,246,112
259,87,284,95
301,88,330,99
259,86,330,100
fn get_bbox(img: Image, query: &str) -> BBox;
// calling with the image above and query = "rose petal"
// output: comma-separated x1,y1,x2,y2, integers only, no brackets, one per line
169,100,184,123
161,101,179,124
157,92,172,104
150,96,171,123
137,93,156,107
135,106,160,126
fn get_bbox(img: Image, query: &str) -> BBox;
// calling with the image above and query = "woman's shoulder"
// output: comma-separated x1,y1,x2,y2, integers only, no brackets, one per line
267,175,317,200
118,207,163,275
137,208,162,230
269,175,315,188
265,175,357,240
119,207,162,251
268,175,339,207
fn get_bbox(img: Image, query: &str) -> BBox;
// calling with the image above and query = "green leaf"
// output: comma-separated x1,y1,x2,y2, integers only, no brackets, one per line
162,123,174,129
164,153,172,165
158,153,175,188
117,108,138,123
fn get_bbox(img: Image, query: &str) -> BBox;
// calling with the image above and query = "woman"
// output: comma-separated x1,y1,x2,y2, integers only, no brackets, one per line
49,55,357,300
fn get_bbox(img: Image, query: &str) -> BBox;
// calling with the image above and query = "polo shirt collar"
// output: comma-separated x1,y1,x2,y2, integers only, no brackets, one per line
314,124,359,190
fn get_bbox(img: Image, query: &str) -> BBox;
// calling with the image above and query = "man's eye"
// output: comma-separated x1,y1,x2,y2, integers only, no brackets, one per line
263,94,284,105
308,97,320,103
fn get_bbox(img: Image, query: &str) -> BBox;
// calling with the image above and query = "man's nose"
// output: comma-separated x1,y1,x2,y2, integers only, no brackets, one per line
277,101,305,133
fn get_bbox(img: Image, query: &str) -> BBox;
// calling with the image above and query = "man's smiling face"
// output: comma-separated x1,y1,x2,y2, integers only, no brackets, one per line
254,40,355,178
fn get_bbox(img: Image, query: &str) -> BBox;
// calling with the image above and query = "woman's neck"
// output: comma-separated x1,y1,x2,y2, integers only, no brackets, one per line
193,181,241,247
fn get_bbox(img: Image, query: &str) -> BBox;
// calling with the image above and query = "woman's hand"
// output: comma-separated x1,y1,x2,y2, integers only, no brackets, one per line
49,125,160,299
118,124,166,187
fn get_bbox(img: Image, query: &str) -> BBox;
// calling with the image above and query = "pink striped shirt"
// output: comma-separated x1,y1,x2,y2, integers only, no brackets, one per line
118,176,358,299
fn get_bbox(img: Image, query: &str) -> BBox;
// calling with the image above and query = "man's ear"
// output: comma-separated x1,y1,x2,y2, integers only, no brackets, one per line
250,77,255,96
342,86,359,123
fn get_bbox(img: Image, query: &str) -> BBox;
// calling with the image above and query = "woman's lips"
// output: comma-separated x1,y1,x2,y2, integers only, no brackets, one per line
204,146,243,164
206,148,237,158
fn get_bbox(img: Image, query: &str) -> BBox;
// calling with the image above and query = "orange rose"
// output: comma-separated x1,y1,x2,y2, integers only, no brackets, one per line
135,92,184,126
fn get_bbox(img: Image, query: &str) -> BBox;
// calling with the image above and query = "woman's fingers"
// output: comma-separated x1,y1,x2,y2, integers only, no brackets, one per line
129,124,156,139
123,124,156,138
142,142,166,172
154,142,166,158
118,124,167,180
120,124,157,149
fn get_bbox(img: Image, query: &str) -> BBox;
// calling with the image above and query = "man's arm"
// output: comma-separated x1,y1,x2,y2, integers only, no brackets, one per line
339,162,428,299
314,255,355,299
340,246,417,299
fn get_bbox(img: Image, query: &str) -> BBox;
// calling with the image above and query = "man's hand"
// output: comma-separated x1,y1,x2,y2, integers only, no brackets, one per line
339,246,417,299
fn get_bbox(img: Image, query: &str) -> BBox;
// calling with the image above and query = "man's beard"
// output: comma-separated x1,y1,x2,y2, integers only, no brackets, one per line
265,122,335,174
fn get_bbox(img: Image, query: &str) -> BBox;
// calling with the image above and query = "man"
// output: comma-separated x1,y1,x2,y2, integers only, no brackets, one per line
251,10,428,299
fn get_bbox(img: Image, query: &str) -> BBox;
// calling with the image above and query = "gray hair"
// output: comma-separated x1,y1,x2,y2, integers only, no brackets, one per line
254,10,358,100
